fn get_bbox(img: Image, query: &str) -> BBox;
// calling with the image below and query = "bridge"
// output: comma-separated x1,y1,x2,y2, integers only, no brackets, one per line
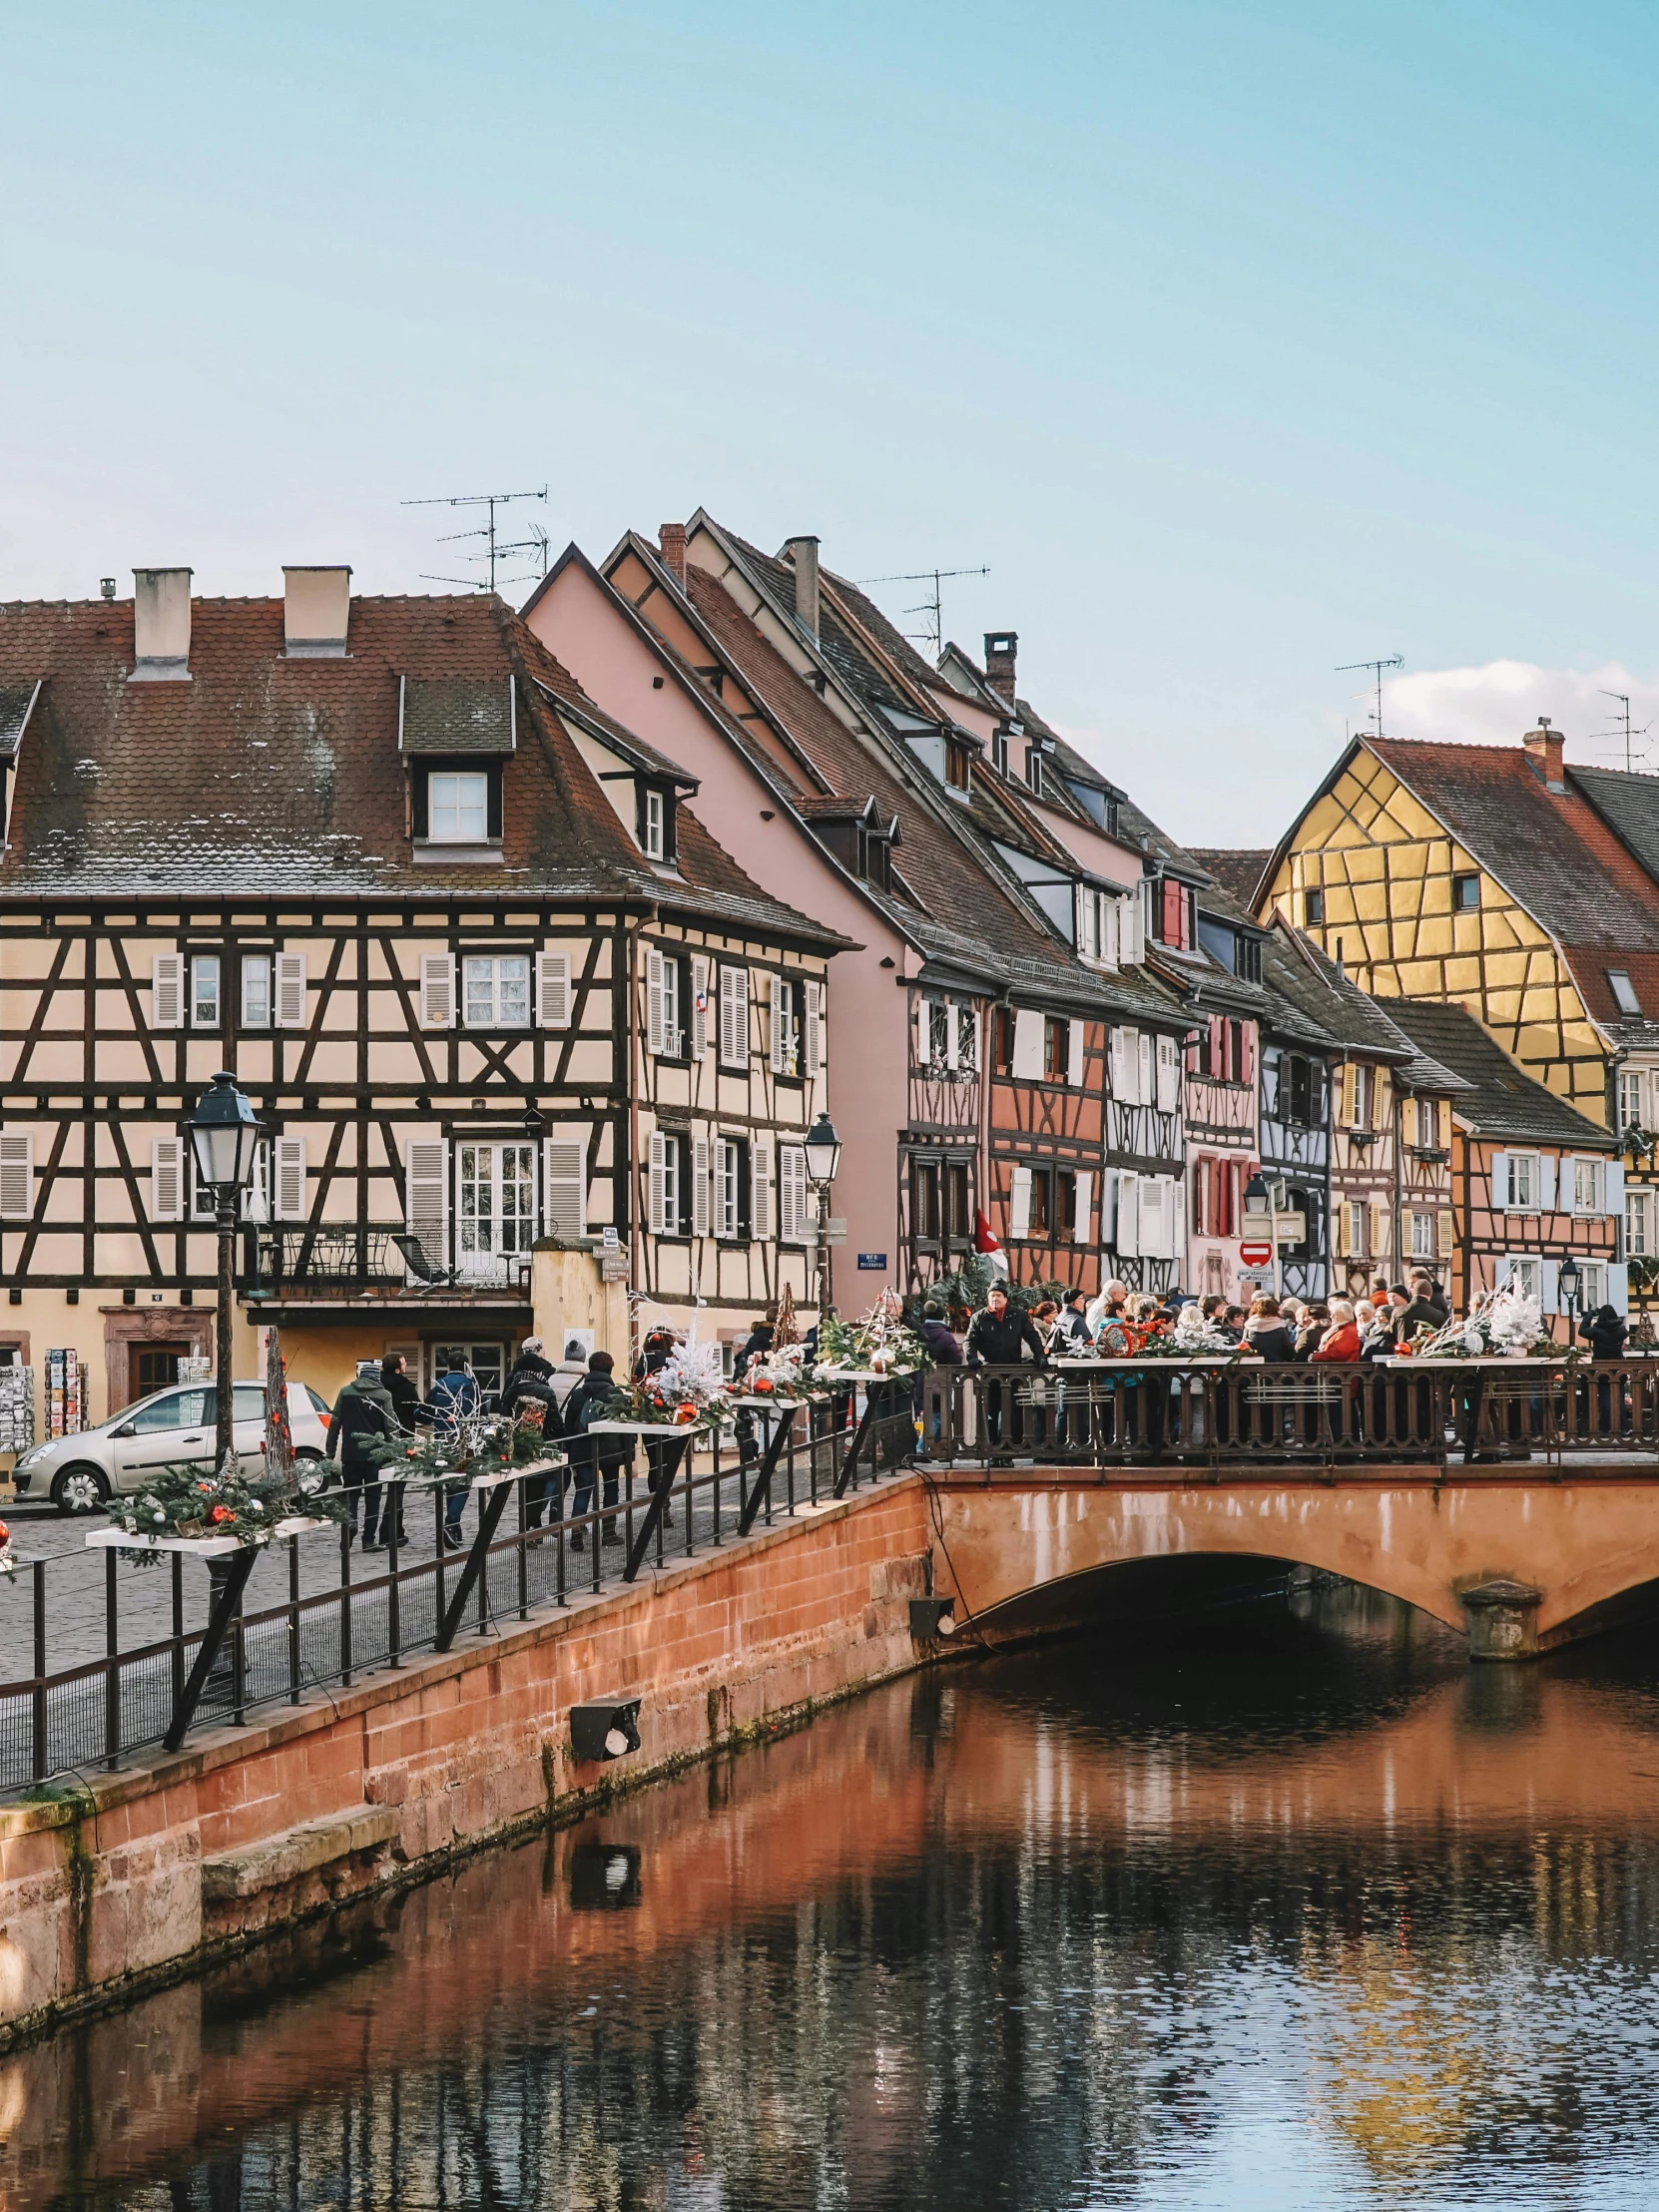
918,1358,1659,1655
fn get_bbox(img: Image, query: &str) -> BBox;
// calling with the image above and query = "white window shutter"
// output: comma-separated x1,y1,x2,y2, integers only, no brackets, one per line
1109,1027,1130,1098
1137,1031,1154,1104
1073,1169,1092,1245
712,1139,731,1239
805,980,824,1078
1490,1152,1509,1213
690,956,709,1062
275,951,307,1029
1538,1155,1557,1213
1124,894,1144,964
1009,1165,1032,1240
419,952,455,1031
1067,1019,1085,1087
544,1133,587,1241
1606,1160,1625,1220
1118,1172,1141,1257
1541,1259,1560,1315
537,951,571,1029
404,1138,448,1269
779,1144,808,1243
149,1136,183,1223
0,1132,34,1221
1011,1009,1043,1079
647,949,667,1057
692,1132,711,1237
942,993,958,1073
915,997,930,1068
768,975,786,1074
720,967,750,1069
274,1135,306,1222
752,1136,774,1240
151,953,183,1030
648,1131,668,1236
1156,1035,1180,1112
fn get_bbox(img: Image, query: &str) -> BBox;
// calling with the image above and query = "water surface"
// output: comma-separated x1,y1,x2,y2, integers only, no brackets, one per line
12,1584,1659,2210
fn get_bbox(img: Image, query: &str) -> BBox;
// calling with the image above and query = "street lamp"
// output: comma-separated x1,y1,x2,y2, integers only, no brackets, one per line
187,1073,264,1474
803,1111,841,1320
1244,1171,1283,1299
1558,1255,1582,1347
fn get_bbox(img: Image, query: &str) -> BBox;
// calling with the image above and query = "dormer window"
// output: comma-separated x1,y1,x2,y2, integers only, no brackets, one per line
637,782,676,863
945,739,971,793
400,676,514,864
992,733,1010,777
431,772,489,842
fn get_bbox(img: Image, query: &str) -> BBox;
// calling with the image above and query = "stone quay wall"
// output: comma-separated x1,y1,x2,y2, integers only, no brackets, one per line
0,1477,933,2046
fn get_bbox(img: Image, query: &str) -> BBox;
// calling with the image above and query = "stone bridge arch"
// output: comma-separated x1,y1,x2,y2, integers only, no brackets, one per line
929,1476,1659,1652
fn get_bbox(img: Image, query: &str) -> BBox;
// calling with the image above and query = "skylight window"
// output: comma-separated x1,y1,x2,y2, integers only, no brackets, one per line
1608,967,1643,1017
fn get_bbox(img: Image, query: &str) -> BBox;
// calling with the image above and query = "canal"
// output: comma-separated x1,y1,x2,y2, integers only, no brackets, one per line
12,1580,1659,2209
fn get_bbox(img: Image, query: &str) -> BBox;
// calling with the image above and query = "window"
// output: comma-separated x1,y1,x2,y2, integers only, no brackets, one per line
1043,1017,1068,1081
1285,1055,1313,1127
1502,1256,1542,1302
945,741,971,792
649,1132,688,1237
927,999,949,1068
241,954,271,1029
1349,1199,1369,1259
770,977,801,1077
463,955,530,1029
191,954,220,1028
715,1137,750,1240
1027,1167,1053,1236
1157,878,1194,949
1506,1152,1538,1210
1452,873,1480,912
1236,936,1263,984
1620,1069,1648,1130
992,1006,1016,1075
1304,887,1324,926
1413,1097,1441,1150
640,787,667,859
946,1161,971,1241
991,733,1009,777
956,1004,978,1072
1608,968,1643,1017
1346,1063,1373,1131
1056,1169,1076,1240
1629,1189,1651,1257
429,772,490,843
128,1387,211,1435
1572,1157,1606,1215
1410,1210,1436,1259
912,1160,941,1244
457,1144,536,1277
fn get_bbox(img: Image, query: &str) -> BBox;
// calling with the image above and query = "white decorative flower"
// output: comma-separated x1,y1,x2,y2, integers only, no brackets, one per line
1461,1329,1484,1355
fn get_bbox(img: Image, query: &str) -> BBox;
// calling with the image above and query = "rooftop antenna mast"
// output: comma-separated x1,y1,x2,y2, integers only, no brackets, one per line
1597,689,1653,774
402,485,549,593
1336,654,1404,739
854,564,990,656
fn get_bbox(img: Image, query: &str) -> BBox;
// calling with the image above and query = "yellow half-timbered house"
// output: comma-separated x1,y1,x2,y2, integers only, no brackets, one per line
0,570,841,1452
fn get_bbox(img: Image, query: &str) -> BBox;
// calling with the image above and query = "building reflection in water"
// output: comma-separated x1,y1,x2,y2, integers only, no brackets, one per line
9,1579,1659,2209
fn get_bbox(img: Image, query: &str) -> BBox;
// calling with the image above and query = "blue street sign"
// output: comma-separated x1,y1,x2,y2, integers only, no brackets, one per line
855,1252,888,1270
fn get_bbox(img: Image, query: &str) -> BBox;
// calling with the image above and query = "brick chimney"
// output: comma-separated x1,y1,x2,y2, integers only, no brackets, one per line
131,568,193,683
658,523,687,588
1523,716,1565,792
786,535,820,638
984,631,1018,710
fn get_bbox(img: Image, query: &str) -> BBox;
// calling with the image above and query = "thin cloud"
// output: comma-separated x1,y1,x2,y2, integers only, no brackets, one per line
1381,660,1659,771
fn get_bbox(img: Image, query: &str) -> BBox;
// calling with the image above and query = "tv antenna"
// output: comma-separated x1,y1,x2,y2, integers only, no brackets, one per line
1336,654,1403,739
1597,689,1653,774
855,564,990,655
402,485,549,593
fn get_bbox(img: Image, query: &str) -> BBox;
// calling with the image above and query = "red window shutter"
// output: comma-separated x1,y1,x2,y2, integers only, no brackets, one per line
1162,879,1182,945
1183,888,1196,949
1208,1015,1223,1075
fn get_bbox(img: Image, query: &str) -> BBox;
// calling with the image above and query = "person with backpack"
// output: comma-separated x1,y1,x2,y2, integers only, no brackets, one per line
561,1351,627,1549
503,1337,564,1527
329,1362,398,1547
429,1358,480,1549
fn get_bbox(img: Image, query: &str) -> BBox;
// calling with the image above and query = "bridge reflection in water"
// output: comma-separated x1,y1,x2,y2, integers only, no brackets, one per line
12,1586,1659,2210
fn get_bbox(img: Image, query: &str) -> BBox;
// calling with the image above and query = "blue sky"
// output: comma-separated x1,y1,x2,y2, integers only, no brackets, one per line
7,1,1659,840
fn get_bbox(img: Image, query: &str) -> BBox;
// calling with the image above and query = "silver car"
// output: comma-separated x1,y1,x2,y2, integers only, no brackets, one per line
11,1379,334,1515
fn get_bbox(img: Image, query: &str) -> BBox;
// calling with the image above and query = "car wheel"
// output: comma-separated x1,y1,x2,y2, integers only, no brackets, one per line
292,1450,327,1495
51,1462,110,1516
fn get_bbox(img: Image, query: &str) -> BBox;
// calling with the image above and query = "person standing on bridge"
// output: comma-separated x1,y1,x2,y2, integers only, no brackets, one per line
966,1285,1046,1459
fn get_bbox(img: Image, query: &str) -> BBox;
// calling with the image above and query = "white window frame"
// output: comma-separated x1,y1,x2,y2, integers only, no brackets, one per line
1409,1209,1435,1259
770,976,800,1077
429,771,489,844
1620,1069,1647,1130
1500,1254,1543,1303
1506,1151,1539,1211
1628,1188,1651,1259
190,953,221,1029
241,954,272,1030
1348,1198,1369,1259
462,954,530,1031
641,787,666,860
1572,1156,1607,1216
954,1001,976,1074
715,1135,748,1240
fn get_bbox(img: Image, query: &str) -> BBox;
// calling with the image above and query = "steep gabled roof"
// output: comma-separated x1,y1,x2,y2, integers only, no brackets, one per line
1189,847,1272,908
1378,997,1615,1149
1263,924,1470,1090
0,591,846,951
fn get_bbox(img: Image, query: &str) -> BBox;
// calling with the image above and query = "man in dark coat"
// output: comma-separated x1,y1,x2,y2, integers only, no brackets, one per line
365,1353,433,1548
965,1286,1046,1455
502,1338,562,1525
330,1365,397,1545
734,1305,779,1382
562,1351,627,1549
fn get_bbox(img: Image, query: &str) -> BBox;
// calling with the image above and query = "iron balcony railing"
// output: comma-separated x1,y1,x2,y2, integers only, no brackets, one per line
918,1356,1659,1470
243,1226,534,1297
0,1383,919,1797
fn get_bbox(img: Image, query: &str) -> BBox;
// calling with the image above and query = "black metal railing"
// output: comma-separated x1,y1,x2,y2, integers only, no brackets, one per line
246,1224,407,1293
0,1385,919,1796
918,1357,1659,1469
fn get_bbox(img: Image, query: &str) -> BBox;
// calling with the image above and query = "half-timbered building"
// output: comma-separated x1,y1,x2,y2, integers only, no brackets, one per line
0,570,840,1438
1380,998,1623,1330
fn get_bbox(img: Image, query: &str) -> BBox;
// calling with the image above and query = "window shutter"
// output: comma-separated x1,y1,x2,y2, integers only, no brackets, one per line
720,967,750,1069
402,1138,449,1271
1371,1202,1391,1267
1611,1262,1630,1316
1100,1169,1120,1246
690,957,709,1062
1109,1027,1130,1097
1340,1064,1357,1129
1541,1259,1560,1315
712,1138,731,1239
1537,1155,1557,1213
151,953,183,1030
275,951,307,1029
805,980,824,1078
752,1137,774,1240
766,975,784,1074
1073,1168,1092,1244
1123,894,1144,965
537,951,571,1029
1240,1023,1255,1084
1137,1031,1153,1104
1490,1151,1509,1213
692,1132,711,1237
1066,1019,1085,1087
1009,1165,1032,1240
779,1145,809,1243
419,952,455,1031
1009,1009,1042,1079
149,1135,183,1223
544,1133,587,1242
646,949,667,1057
648,1131,668,1236
1156,1035,1180,1112
1333,1197,1350,1258
1118,1172,1141,1258
1606,1160,1625,1221
0,1132,34,1221
273,1135,306,1222
1436,1208,1455,1259
915,997,931,1069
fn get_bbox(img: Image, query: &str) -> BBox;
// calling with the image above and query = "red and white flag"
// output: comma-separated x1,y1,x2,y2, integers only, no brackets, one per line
974,1210,1009,1276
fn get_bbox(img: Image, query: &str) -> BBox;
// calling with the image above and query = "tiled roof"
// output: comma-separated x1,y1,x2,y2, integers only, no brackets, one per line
1264,925,1471,1089
0,592,843,948
399,677,515,755
0,682,39,762
1376,997,1616,1149
1188,847,1271,908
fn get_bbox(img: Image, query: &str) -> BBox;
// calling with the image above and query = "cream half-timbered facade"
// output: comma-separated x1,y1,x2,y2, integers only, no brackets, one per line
0,575,842,1431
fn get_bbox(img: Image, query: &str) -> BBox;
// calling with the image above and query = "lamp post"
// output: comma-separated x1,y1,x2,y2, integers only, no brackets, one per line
1558,1255,1582,1350
1244,1171,1282,1300
803,1111,841,1325
186,1073,265,1474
